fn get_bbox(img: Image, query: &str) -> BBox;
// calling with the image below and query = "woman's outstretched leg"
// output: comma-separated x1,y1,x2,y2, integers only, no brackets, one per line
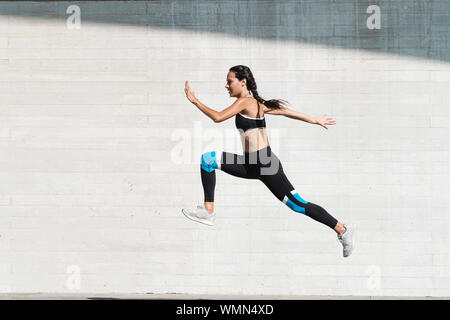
257,151,349,232
283,189,346,234
257,151,355,256
259,158,342,231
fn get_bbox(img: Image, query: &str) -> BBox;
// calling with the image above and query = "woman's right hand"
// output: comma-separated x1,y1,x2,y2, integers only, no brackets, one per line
314,114,336,130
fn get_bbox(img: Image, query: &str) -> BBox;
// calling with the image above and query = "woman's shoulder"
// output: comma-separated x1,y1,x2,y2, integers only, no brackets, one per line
240,97,265,118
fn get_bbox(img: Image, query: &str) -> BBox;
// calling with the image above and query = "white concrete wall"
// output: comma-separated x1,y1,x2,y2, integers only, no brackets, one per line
0,1,449,296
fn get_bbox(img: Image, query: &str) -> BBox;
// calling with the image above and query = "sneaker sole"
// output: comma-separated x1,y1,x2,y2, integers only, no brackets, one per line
181,209,214,226
344,228,356,257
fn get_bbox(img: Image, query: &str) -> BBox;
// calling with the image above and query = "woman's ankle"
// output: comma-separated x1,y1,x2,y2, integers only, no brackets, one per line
334,222,346,235
204,202,214,214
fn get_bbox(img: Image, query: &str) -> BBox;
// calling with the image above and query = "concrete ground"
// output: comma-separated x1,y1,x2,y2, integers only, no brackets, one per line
0,293,448,300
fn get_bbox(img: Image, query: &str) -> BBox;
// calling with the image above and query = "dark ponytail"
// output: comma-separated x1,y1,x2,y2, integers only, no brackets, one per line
229,65,288,110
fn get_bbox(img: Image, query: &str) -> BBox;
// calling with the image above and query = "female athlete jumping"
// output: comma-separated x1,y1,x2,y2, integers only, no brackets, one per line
182,65,355,257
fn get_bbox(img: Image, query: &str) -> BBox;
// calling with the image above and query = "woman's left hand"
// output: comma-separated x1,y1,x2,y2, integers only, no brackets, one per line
314,114,336,130
184,81,198,103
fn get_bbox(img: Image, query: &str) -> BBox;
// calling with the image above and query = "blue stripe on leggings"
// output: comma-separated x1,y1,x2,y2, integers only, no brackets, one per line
292,192,308,204
285,198,306,214
284,191,308,214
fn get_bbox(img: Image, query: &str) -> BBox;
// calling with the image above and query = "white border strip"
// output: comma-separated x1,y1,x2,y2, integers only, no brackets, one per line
238,112,265,120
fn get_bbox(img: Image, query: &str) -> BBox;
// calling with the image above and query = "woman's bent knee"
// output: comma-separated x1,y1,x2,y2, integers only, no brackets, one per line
200,151,221,172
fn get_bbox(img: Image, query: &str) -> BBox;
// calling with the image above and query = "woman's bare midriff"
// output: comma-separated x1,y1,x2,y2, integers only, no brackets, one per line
239,98,270,152
240,128,270,152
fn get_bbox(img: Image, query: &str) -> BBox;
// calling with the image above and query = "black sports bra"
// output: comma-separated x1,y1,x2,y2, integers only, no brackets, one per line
235,111,266,133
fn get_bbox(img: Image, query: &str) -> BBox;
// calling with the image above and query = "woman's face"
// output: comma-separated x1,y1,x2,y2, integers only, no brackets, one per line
225,71,246,97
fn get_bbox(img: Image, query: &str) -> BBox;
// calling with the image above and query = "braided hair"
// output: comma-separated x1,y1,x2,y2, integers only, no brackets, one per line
229,65,288,110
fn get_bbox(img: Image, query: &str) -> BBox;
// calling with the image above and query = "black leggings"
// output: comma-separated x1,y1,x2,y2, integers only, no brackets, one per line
200,146,338,229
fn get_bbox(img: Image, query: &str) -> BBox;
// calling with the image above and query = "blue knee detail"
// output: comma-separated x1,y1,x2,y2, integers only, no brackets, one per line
293,192,308,204
285,199,306,214
285,192,308,214
200,151,219,172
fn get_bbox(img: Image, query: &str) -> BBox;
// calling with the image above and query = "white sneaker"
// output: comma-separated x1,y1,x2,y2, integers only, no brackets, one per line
337,224,355,257
181,205,215,226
